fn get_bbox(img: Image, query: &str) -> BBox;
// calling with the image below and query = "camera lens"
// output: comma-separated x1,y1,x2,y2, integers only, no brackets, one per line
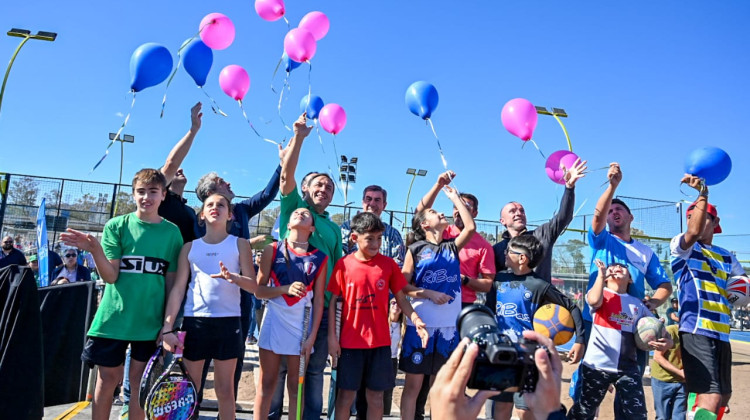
457,304,498,342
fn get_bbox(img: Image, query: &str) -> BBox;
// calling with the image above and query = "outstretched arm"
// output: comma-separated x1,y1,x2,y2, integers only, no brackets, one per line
592,162,621,235
539,159,586,241
587,259,607,310
415,171,455,213
444,186,475,250
160,102,202,185
680,174,709,251
280,114,313,196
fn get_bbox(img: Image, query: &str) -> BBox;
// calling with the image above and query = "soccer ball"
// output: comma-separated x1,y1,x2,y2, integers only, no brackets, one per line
635,316,665,351
533,304,575,345
726,276,750,307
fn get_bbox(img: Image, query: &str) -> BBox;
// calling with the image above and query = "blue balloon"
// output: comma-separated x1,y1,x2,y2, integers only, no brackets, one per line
405,81,439,119
300,94,325,120
130,43,173,92
283,52,302,73
181,39,213,87
684,147,732,186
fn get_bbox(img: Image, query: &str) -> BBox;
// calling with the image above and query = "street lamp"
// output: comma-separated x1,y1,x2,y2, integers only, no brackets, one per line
535,106,572,152
109,132,135,216
404,168,428,232
340,156,358,220
0,28,57,116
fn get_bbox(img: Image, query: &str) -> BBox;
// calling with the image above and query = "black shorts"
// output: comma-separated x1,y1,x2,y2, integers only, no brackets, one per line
680,332,732,395
182,316,243,361
338,346,394,392
81,337,157,368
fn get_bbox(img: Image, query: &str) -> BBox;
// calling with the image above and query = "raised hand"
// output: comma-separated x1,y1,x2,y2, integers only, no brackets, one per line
59,229,100,253
681,174,705,193
607,162,622,187
437,170,456,187
293,113,313,139
564,158,588,187
190,102,203,131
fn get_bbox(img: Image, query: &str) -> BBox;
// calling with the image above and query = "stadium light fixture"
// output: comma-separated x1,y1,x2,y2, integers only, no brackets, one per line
404,168,428,232
536,105,572,151
0,28,57,116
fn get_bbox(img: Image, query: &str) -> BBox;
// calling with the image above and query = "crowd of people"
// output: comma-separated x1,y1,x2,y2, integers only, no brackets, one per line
4,102,743,420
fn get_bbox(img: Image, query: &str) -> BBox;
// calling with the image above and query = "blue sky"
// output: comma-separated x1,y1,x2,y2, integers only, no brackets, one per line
1,1,748,257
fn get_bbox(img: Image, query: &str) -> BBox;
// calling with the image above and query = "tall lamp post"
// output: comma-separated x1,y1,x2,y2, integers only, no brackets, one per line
0,28,57,116
340,156,358,220
535,106,571,151
404,168,427,233
110,133,135,217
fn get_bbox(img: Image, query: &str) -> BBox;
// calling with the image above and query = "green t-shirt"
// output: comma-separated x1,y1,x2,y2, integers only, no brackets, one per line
280,186,342,307
88,213,183,341
650,324,683,383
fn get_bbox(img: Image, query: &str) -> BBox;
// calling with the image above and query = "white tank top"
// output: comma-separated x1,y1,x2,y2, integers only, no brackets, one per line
184,235,242,317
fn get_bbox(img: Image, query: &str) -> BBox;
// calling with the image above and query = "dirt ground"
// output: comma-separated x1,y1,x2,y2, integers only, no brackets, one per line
202,340,750,419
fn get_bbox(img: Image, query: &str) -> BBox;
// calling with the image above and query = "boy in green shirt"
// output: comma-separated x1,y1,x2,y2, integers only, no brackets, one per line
62,169,183,420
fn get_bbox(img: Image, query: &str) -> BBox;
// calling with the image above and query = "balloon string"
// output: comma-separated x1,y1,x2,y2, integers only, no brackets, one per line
160,59,182,118
331,133,341,175
314,122,337,187
238,100,280,145
425,118,460,192
92,93,136,173
270,53,283,93
306,61,312,111
283,16,290,28
277,72,292,131
522,139,547,159
679,180,704,201
200,86,228,116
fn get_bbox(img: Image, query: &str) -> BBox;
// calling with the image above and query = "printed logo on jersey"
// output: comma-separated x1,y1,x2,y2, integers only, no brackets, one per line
376,278,386,290
523,291,532,301
419,247,435,261
303,261,317,276
412,351,424,365
422,269,458,285
356,294,376,304
206,252,218,257
495,301,531,323
119,256,169,276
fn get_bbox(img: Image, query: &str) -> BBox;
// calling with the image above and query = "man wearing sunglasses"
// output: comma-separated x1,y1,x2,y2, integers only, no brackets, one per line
51,249,91,285
0,235,26,269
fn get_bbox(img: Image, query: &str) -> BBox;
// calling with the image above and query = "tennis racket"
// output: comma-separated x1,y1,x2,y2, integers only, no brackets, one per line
296,305,312,419
326,296,343,419
139,345,165,408
145,332,198,420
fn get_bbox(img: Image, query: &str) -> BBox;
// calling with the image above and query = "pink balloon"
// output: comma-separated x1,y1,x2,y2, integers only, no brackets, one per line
255,0,285,22
501,98,538,141
283,28,317,63
319,103,347,135
219,65,250,101
545,150,579,184
200,13,236,50
298,11,330,41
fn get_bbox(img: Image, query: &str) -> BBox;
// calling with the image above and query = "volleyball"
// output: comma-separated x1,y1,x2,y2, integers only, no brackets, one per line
726,276,750,307
635,316,665,351
533,304,575,345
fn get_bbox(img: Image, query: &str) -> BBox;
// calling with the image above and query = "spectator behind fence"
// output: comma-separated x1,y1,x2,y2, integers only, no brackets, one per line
0,235,27,269
51,248,91,285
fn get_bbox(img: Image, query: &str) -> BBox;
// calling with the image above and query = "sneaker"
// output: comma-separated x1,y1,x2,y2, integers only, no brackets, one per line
246,336,257,345
120,403,129,420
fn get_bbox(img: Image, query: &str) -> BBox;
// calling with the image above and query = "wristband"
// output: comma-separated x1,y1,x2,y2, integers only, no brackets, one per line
461,275,470,286
161,328,178,335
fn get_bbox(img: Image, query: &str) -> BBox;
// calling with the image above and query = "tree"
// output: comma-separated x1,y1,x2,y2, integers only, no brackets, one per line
8,176,39,207
114,190,136,216
553,239,587,274
331,213,346,226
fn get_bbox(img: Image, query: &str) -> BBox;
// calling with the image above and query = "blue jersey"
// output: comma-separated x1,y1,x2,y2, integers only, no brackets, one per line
269,240,328,307
408,239,461,327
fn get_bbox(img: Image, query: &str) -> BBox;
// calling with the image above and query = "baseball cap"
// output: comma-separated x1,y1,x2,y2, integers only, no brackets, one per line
686,202,722,234
28,254,38,262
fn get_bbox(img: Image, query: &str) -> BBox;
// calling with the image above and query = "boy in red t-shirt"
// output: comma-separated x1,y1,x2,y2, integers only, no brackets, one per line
328,212,428,420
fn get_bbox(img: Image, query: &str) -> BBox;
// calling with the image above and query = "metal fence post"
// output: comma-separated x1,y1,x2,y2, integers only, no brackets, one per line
0,173,10,232
109,184,118,219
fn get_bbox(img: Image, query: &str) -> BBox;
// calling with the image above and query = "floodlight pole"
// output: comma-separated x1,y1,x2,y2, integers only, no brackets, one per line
110,133,135,217
536,106,572,152
404,168,427,233
0,28,57,117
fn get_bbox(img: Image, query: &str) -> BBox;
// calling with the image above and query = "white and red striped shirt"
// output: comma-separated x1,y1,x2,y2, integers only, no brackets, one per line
583,288,652,374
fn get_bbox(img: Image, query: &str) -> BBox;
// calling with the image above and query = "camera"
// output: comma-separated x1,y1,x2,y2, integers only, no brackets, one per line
456,304,544,392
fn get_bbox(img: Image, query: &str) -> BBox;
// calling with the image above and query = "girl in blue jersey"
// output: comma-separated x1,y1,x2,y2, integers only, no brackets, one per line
253,208,328,420
399,185,476,420
162,193,258,420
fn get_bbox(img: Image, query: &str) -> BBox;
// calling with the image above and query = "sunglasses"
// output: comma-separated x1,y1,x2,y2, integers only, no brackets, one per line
2,241,13,244
65,254,77,258
505,248,528,258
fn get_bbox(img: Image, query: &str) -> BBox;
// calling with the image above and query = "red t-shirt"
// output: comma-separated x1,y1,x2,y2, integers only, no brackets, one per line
443,225,496,303
327,253,407,349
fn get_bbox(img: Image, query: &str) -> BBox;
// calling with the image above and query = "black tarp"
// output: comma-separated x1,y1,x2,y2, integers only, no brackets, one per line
39,281,96,406
0,265,44,419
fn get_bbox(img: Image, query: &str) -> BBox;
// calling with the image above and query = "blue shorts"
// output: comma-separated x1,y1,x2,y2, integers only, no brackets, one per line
399,326,458,375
